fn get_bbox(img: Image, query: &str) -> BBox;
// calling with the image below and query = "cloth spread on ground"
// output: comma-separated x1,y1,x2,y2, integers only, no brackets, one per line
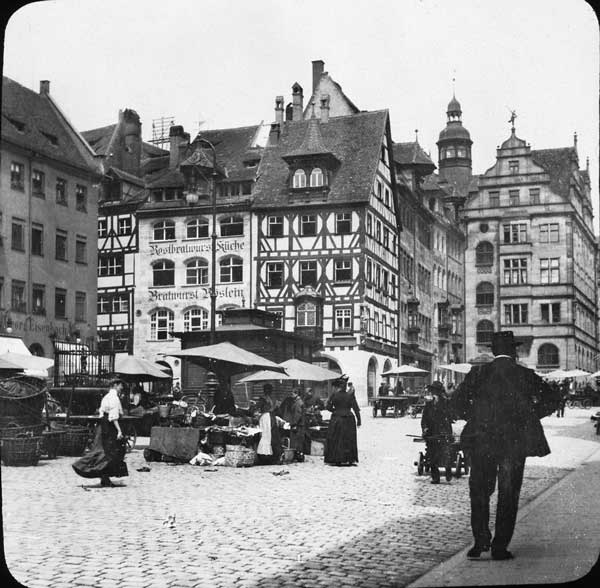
149,427,201,460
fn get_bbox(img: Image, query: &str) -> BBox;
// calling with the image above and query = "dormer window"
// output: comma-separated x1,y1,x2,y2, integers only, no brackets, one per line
310,168,324,187
293,169,307,188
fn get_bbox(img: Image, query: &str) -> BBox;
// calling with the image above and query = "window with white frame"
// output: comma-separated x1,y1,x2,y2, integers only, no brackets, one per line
541,302,561,323
98,254,123,276
111,293,129,313
220,216,244,237
334,306,352,332
334,259,352,282
118,217,132,235
309,168,324,187
300,215,317,236
266,262,284,288
184,307,209,331
186,258,209,285
335,212,351,234
504,303,528,324
98,219,108,238
267,216,284,237
299,260,317,286
219,256,243,283
187,217,209,239
297,302,317,327
97,295,110,314
503,222,527,243
150,308,174,340
153,220,175,241
152,260,175,286
540,258,559,284
539,223,559,243
503,258,527,284
293,169,307,188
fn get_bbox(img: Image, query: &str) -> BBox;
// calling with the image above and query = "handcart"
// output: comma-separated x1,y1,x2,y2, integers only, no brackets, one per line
371,394,420,417
410,434,469,479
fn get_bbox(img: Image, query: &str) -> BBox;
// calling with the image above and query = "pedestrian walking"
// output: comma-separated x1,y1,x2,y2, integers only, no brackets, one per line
72,378,129,487
324,376,361,466
421,381,453,484
452,331,560,560
556,381,567,417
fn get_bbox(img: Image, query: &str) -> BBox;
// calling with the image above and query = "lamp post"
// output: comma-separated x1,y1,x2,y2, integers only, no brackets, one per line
185,138,219,344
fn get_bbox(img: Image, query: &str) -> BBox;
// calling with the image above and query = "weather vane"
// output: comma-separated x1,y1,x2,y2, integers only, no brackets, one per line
508,109,517,132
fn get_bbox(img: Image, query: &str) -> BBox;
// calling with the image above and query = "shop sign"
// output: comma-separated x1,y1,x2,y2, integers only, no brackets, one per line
0,314,71,338
148,286,246,303
149,240,245,256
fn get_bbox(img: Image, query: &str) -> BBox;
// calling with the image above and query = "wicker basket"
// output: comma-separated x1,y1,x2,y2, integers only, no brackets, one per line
41,430,66,459
211,444,226,457
1,435,42,466
56,426,90,456
0,423,46,440
224,444,256,467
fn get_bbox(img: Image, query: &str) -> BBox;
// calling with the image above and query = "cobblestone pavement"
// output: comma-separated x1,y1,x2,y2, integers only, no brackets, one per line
2,407,599,588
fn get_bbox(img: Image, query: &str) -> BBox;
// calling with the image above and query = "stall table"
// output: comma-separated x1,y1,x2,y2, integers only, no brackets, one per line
371,395,420,418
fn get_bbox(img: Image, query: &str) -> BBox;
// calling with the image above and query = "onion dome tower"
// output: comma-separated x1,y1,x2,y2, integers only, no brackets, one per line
436,95,473,190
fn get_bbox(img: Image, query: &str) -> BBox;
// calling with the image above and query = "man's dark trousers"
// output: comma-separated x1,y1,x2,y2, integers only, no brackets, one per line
468,450,526,550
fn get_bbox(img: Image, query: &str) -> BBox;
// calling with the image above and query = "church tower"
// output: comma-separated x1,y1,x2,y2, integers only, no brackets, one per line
436,95,473,192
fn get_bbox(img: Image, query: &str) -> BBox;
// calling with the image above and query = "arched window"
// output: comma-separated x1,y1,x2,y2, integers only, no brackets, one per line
219,255,243,283
475,241,493,266
183,307,209,331
297,301,317,327
153,220,175,241
538,343,559,367
476,282,494,306
293,169,307,188
309,167,324,187
476,319,494,344
185,258,208,285
152,260,175,286
220,216,244,237
187,217,209,239
150,308,174,340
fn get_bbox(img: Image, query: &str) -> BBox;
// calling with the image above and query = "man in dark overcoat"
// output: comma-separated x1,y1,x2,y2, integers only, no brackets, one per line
421,381,453,484
452,331,560,560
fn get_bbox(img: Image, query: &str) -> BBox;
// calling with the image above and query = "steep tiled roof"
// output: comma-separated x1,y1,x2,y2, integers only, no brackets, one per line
81,124,168,161
252,110,388,209
2,76,99,173
393,141,435,167
146,168,185,189
283,114,332,159
192,125,263,183
531,147,577,198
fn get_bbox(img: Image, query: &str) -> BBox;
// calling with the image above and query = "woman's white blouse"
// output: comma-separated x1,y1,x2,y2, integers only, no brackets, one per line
99,388,123,422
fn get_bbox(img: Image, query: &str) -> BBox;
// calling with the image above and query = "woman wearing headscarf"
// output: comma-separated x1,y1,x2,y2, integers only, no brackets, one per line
324,376,361,466
72,378,129,487
255,397,287,465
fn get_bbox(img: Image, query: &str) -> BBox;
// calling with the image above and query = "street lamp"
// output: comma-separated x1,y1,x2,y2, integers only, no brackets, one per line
184,138,219,344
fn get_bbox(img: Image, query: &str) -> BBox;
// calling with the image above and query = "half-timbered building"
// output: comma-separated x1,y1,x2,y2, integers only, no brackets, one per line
252,78,401,405
82,109,168,356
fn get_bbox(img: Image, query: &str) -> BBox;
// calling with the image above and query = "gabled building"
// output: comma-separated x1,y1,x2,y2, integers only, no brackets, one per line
82,110,167,355
1,77,102,356
133,123,267,380
464,121,597,371
253,69,401,405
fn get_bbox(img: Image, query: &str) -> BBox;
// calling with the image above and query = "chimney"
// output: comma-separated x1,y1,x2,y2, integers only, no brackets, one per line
269,122,281,146
39,80,50,95
320,94,330,123
275,96,284,124
574,131,578,150
292,83,303,121
312,60,324,94
169,125,186,168
122,109,142,176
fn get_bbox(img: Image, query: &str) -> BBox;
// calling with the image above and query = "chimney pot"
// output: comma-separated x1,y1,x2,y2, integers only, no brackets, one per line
312,60,324,94
269,122,281,146
275,96,284,124
39,80,50,95
169,125,187,168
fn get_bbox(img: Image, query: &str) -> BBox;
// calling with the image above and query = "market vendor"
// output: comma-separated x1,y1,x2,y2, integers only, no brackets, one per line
277,387,308,453
212,383,236,415
256,397,288,465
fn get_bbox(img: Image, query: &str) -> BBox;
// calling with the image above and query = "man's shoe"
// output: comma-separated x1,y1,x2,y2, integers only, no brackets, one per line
430,479,440,484
467,544,490,559
492,549,514,560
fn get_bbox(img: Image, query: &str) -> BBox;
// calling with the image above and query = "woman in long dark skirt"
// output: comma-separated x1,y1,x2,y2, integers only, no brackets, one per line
325,377,361,466
72,379,129,487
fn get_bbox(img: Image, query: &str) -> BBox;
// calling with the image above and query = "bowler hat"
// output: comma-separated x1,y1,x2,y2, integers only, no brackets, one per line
490,331,522,355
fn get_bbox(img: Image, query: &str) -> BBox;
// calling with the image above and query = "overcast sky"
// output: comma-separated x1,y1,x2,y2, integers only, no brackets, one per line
4,0,598,227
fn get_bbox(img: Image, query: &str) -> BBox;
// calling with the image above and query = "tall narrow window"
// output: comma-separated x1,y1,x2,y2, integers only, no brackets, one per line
75,236,87,264
11,162,25,190
476,282,494,306
334,307,352,332
118,217,132,235
55,230,68,261
12,280,26,312
11,220,25,251
293,169,307,188
299,260,318,286
75,292,86,322
184,307,209,331
309,168,324,187
31,223,43,256
297,302,317,327
98,219,108,238
476,319,494,344
529,188,540,204
75,185,87,212
267,262,284,287
503,258,527,284
335,212,351,235
150,309,174,340
475,241,493,266
508,190,520,206
32,284,46,315
32,170,45,197
55,288,67,319
540,258,560,284
488,191,500,207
